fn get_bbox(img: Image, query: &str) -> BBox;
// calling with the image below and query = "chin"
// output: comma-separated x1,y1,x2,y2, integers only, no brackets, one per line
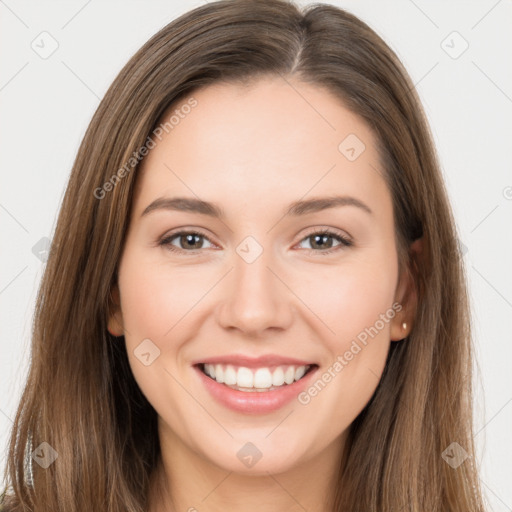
198,435,311,476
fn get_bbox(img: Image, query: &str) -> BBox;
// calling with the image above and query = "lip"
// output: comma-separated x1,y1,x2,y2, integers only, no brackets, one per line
191,354,316,370
193,363,319,414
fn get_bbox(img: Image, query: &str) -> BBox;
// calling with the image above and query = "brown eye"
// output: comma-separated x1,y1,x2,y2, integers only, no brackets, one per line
159,231,214,253
297,229,352,255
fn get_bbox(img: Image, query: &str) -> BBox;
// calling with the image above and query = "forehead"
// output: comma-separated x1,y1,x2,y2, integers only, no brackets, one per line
133,76,391,219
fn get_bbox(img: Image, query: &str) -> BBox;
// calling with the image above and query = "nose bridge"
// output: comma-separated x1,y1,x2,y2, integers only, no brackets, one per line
217,234,292,335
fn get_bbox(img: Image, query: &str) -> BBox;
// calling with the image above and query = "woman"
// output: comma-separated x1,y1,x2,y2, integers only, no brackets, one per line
1,0,488,510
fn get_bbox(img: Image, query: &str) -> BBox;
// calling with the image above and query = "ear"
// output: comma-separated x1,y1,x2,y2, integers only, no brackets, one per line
390,237,423,342
107,283,124,337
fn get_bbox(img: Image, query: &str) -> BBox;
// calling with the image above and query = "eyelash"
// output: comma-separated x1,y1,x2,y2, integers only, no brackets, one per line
158,228,353,256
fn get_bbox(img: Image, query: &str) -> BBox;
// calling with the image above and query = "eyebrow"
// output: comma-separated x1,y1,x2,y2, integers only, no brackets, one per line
141,195,373,219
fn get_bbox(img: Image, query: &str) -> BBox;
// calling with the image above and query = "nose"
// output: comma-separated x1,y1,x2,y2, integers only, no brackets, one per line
216,246,294,337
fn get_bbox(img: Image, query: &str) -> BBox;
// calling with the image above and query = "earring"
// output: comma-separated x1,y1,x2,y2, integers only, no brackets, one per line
402,322,407,330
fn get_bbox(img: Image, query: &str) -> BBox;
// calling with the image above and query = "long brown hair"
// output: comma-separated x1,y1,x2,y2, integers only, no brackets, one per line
1,0,487,510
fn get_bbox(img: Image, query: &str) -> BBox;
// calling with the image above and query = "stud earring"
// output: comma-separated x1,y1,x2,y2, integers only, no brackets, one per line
402,322,407,330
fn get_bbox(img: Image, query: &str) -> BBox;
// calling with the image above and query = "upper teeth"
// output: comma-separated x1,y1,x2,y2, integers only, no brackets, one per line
203,364,310,389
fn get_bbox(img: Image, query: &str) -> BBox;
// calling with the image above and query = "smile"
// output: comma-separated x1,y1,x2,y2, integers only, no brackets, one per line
199,363,315,391
194,362,319,414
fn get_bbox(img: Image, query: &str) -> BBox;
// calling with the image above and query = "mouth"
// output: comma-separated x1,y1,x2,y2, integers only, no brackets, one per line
195,362,318,393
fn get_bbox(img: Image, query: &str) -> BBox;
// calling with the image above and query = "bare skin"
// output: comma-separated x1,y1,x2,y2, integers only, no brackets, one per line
109,76,419,512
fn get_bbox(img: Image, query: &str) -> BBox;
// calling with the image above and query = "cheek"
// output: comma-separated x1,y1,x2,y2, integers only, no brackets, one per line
118,247,210,342
117,247,227,401
293,253,398,426
300,254,398,348
116,248,200,416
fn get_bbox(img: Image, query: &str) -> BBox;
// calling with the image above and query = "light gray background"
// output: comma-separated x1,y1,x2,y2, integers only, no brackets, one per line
1,0,511,510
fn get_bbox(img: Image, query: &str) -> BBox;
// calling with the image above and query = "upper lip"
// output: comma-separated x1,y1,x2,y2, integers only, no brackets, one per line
192,354,317,369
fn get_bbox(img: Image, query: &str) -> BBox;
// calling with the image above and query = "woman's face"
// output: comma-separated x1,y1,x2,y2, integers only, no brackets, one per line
110,76,411,475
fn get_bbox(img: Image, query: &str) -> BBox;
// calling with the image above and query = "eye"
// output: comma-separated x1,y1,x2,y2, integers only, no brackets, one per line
159,230,215,253
296,228,353,255
158,228,353,255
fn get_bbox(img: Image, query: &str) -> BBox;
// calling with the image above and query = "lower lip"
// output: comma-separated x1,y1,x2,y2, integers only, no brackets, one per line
194,365,318,414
